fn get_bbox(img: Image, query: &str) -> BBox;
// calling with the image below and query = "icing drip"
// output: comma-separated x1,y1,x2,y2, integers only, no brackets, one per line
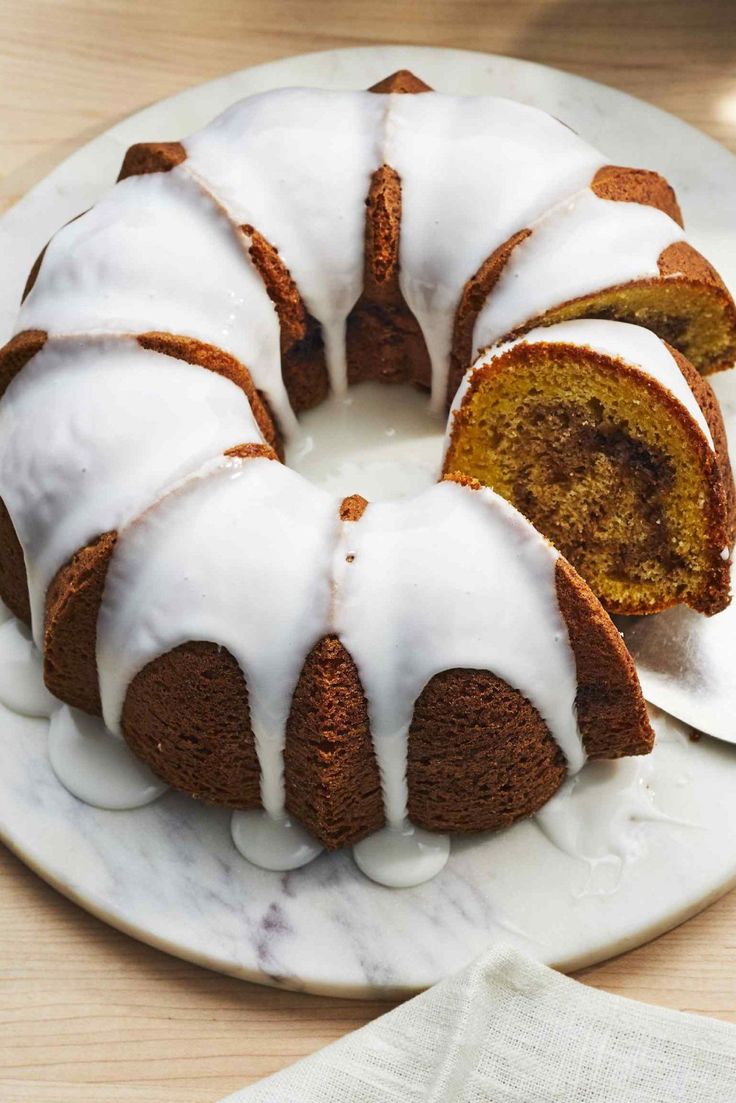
96,456,338,818
384,94,605,409
534,717,694,898
454,319,715,449
183,89,604,407
48,705,168,809
17,169,292,432
231,809,323,872
352,822,450,888
0,616,56,717
335,479,582,828
0,337,264,644
471,189,684,362
183,89,386,394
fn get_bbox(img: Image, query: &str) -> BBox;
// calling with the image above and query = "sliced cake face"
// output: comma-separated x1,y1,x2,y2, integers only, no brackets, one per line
444,320,734,616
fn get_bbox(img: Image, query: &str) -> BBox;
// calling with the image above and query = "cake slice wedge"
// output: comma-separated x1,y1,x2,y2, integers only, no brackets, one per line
444,319,735,615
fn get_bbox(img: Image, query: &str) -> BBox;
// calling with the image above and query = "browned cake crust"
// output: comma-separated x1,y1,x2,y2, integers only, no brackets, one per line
345,70,433,391
452,163,686,379
0,500,30,625
120,556,653,844
0,329,47,399
408,577,650,832
281,492,384,849
450,229,532,406
0,330,49,629
407,478,653,834
117,141,187,179
346,164,432,389
122,632,386,849
123,641,261,807
21,213,87,303
407,668,567,832
368,70,433,95
553,557,653,758
121,466,381,847
528,240,736,369
44,531,117,713
284,635,385,848
591,165,683,226
244,227,328,414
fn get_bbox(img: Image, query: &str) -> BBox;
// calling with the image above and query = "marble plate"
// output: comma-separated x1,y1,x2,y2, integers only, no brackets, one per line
2,45,736,997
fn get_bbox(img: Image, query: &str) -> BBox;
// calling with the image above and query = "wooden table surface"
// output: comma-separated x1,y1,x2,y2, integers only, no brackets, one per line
2,1,736,1099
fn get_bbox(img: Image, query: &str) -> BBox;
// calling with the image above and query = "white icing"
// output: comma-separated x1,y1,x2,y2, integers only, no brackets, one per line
0,616,55,717
287,381,444,501
95,455,581,878
48,704,168,809
183,89,386,393
385,94,605,409
14,87,686,427
335,479,582,827
183,89,604,408
534,747,692,898
231,809,323,871
0,337,264,643
17,169,292,432
352,822,450,888
455,318,714,449
471,189,684,364
97,456,338,819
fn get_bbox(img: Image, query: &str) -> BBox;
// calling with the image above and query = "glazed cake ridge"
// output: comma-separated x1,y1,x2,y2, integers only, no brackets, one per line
16,74,735,424
0,335,265,643
3,68,735,878
97,461,584,836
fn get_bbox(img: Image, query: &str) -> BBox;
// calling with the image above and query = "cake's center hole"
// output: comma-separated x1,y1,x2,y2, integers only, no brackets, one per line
286,381,445,500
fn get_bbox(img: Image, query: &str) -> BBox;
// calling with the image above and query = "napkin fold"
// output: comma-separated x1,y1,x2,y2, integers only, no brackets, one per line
220,945,736,1102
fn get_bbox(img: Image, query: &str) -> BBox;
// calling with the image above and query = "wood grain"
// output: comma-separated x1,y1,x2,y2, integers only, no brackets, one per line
2,1,736,1099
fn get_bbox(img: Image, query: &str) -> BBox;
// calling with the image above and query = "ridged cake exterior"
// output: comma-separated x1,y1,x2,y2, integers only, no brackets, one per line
3,70,734,854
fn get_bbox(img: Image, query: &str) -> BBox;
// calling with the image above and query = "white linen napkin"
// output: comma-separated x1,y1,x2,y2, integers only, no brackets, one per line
219,945,736,1102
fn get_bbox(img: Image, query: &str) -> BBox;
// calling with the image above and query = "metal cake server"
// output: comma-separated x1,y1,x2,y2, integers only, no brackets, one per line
619,600,736,744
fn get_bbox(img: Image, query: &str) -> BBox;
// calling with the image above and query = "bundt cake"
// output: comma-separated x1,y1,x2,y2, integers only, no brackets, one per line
444,320,735,616
1,69,733,883
94,454,651,861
